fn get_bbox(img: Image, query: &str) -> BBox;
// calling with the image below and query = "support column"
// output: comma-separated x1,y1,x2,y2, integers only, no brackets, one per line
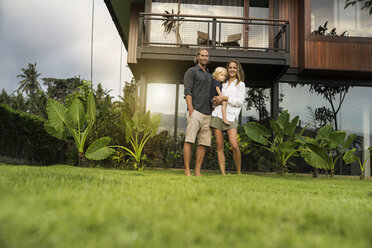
271,81,279,120
174,81,180,138
363,99,371,177
139,74,147,114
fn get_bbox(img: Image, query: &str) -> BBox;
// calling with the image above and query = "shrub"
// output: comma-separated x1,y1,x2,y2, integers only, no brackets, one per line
0,104,64,165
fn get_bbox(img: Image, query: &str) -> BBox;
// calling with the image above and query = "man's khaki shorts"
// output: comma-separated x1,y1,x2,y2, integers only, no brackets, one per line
185,110,212,146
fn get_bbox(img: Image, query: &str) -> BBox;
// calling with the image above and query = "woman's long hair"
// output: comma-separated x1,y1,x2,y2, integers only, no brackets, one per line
226,59,244,85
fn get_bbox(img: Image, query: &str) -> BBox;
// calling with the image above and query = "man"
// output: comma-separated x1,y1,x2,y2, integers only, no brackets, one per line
183,48,212,176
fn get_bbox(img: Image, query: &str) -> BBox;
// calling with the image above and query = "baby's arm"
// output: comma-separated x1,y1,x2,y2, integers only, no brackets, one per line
216,86,222,96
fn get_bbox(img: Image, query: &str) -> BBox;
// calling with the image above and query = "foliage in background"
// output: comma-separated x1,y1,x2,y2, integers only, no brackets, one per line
244,110,308,175
16,62,41,97
345,0,372,15
112,110,161,171
0,104,64,164
45,90,114,162
343,146,372,179
299,124,356,177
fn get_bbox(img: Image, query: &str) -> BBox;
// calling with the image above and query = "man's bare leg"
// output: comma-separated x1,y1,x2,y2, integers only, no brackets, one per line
194,145,206,176
183,142,192,176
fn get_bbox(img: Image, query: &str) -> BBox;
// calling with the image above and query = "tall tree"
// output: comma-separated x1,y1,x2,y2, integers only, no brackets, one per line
245,88,269,121
309,85,349,131
17,63,41,97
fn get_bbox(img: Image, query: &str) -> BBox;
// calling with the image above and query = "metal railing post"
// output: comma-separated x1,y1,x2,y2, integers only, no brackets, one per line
212,18,217,49
138,15,143,46
285,22,290,53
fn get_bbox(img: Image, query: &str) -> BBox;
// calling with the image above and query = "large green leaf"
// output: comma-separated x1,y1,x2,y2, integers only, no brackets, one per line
303,143,332,169
68,98,85,130
46,99,68,134
343,134,357,149
286,115,299,135
270,119,282,136
86,92,96,122
86,137,115,161
149,113,161,136
301,150,330,169
44,120,64,139
343,148,359,164
244,122,271,146
328,131,347,146
315,124,332,141
276,110,289,130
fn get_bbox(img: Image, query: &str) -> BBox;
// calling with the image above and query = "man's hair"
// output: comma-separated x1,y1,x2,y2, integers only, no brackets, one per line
212,67,228,80
194,48,209,64
226,59,245,85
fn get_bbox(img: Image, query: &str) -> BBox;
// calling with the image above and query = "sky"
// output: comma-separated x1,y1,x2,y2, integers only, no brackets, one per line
0,0,133,98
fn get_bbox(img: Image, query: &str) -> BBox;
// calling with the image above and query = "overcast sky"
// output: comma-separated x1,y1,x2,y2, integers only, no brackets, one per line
0,0,133,98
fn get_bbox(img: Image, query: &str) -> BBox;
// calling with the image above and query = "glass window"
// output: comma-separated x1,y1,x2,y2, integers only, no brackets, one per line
149,0,244,46
248,0,269,48
279,82,372,175
177,84,187,134
311,0,372,37
146,83,176,134
242,86,271,123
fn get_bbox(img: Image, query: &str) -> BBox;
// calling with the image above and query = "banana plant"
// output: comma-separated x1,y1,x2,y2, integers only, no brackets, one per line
111,110,161,171
44,92,114,161
343,146,372,180
299,124,356,177
244,110,308,175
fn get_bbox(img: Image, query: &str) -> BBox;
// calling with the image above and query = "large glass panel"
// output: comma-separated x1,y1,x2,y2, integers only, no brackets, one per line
150,0,244,46
177,84,187,134
311,0,372,37
248,0,269,48
146,83,176,134
280,83,372,175
242,86,271,124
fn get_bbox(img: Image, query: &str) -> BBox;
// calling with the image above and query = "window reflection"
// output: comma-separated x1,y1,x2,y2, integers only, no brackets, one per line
311,0,372,37
279,82,372,175
146,83,176,133
150,0,244,46
242,87,271,123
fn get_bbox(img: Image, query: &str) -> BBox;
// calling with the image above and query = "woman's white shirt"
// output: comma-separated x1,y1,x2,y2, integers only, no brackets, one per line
211,79,245,122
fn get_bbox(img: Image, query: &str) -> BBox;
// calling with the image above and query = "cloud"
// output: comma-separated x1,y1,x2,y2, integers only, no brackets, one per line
0,0,132,98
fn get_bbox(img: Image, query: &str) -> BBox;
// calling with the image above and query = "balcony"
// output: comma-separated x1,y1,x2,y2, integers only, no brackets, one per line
136,13,290,84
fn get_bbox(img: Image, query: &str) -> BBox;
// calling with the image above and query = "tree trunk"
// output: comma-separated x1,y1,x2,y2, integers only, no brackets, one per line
360,171,365,180
313,168,319,178
330,168,335,178
78,152,87,166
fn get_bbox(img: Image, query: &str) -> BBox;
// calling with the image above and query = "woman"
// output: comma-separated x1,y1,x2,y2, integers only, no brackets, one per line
210,59,245,175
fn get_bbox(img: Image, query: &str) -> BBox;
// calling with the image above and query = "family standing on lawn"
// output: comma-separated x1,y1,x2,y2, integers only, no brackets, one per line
183,48,245,176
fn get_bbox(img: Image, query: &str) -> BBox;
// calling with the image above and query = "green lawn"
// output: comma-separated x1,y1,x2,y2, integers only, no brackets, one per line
1,165,372,248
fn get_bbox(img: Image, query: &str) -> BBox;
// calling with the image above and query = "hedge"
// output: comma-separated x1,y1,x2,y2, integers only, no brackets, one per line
0,104,65,165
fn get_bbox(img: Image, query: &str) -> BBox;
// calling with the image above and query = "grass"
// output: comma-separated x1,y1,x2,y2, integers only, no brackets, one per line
1,165,372,248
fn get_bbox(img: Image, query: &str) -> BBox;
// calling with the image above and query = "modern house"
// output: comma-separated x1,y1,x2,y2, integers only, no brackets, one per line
105,0,372,176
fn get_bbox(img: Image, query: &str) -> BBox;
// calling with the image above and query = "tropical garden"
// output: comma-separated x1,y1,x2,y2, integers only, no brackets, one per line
1,58,372,247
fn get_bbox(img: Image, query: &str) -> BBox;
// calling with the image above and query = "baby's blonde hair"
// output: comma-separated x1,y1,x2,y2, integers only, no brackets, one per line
212,67,228,81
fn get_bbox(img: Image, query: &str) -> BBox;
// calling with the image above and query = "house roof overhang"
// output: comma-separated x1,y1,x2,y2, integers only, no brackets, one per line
104,0,145,49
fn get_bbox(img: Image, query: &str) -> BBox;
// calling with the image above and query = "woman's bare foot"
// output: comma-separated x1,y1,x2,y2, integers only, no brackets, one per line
185,170,192,176
223,118,230,125
195,172,203,177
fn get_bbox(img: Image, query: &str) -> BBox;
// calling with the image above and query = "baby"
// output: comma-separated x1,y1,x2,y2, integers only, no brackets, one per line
211,67,229,125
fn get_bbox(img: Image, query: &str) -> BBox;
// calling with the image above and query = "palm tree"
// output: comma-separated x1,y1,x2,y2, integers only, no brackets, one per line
17,63,41,97
162,9,184,45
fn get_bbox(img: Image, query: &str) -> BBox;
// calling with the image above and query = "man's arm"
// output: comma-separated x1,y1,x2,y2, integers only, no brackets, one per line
185,95,193,116
184,68,195,116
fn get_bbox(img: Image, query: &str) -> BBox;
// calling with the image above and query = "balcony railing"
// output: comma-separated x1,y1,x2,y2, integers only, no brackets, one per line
139,13,290,53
